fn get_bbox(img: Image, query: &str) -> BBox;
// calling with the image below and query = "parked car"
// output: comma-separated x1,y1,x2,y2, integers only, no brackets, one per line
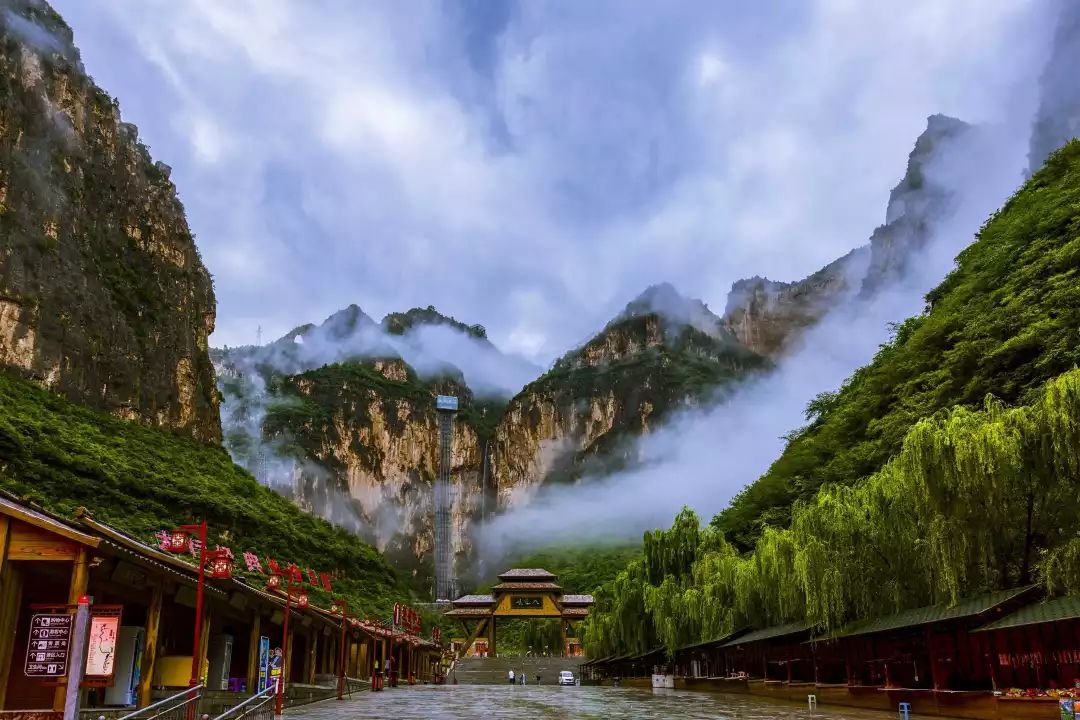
558,670,575,686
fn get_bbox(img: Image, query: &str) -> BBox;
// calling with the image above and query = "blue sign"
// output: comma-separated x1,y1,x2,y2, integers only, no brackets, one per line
436,395,458,411
257,636,270,691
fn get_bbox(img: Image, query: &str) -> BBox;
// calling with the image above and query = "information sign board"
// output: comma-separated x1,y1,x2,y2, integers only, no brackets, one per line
85,614,120,679
25,614,72,678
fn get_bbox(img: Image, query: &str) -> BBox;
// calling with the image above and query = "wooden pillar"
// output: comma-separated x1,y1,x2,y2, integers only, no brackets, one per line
306,630,317,684
285,627,294,685
560,620,568,657
927,630,943,690
137,582,165,707
54,546,91,711
198,604,213,685
0,517,21,710
246,613,262,694
489,617,496,657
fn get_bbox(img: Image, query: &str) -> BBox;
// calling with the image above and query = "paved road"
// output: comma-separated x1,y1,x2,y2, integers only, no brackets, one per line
289,684,929,719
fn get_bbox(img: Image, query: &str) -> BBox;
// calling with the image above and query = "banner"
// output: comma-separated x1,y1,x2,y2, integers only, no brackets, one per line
85,615,120,679
258,636,270,692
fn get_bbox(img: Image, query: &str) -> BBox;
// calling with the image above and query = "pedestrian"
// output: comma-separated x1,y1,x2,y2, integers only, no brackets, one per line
508,669,515,685
536,673,542,685
521,672,527,685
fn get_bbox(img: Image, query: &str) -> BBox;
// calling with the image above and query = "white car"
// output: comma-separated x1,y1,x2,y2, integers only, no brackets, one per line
558,670,575,686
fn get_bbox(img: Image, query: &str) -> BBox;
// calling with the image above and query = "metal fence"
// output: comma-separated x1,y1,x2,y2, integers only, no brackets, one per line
116,686,204,720
211,682,277,720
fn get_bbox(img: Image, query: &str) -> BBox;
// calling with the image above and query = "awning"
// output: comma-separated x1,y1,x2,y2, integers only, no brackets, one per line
974,595,1080,633
722,622,810,647
822,586,1035,641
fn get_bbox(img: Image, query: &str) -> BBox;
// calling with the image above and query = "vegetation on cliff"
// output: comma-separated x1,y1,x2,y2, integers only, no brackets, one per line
717,141,1080,550
0,369,406,615
0,2,220,442
584,142,1080,657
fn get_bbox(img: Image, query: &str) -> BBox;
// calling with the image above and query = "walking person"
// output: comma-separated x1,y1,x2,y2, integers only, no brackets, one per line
520,671,527,685
508,669,515,685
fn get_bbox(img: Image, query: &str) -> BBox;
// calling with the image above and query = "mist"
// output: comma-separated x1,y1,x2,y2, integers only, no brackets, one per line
477,92,1043,558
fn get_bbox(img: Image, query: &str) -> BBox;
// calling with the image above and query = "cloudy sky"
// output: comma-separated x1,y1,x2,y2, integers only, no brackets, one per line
54,0,1052,363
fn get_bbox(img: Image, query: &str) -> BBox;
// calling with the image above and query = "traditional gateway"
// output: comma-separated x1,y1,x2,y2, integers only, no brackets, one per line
583,585,1080,719
0,493,442,720
445,569,593,657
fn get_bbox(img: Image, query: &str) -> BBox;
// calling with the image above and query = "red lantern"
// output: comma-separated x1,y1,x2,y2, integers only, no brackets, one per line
297,593,309,609
267,575,281,590
167,530,189,553
210,556,232,579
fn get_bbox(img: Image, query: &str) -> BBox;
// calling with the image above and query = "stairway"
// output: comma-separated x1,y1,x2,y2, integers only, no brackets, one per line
451,656,584,685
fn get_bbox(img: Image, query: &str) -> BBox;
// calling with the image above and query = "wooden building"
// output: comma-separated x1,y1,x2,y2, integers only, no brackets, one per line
0,495,437,718
589,586,1080,719
444,569,593,656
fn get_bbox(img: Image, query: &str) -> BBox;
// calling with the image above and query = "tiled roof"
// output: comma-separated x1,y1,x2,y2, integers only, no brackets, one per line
493,581,561,591
561,594,594,605
826,586,1035,640
676,628,749,652
498,568,556,580
974,595,1080,633
444,607,493,618
722,622,810,647
561,607,590,617
452,594,494,606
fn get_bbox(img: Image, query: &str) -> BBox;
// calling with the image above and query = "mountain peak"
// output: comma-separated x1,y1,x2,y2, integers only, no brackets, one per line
381,306,489,342
620,282,727,339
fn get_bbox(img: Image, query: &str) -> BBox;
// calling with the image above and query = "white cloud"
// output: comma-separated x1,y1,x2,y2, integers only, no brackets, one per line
53,0,1052,367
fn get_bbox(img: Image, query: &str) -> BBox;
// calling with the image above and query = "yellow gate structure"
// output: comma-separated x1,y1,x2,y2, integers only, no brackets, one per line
445,568,593,656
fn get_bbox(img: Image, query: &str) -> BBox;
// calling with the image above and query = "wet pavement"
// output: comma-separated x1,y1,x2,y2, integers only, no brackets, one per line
290,684,926,719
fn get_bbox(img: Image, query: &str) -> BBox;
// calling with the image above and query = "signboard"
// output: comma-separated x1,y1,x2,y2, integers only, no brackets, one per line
435,395,458,411
25,614,72,677
85,614,121,679
269,647,283,683
257,636,270,692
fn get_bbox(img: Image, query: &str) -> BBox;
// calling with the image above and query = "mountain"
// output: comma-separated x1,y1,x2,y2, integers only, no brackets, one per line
715,138,1080,550
493,284,769,506
583,140,1080,658
722,114,972,358
0,2,220,442
212,305,515,586
0,1,404,613
1028,0,1080,172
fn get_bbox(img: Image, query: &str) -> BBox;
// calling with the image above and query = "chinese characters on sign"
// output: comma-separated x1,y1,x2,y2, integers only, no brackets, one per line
25,614,72,678
85,614,120,678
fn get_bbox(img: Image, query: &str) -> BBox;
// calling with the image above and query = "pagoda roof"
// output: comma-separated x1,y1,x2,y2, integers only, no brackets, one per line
561,594,594,605
444,607,493,618
497,568,556,581
561,607,590,618
452,594,494,606
493,581,562,592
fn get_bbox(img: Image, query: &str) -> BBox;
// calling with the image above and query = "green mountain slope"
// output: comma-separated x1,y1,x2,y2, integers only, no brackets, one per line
0,369,406,615
583,142,1080,657
716,141,1080,550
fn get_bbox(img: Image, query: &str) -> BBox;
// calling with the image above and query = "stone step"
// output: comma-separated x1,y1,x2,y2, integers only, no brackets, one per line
451,657,585,685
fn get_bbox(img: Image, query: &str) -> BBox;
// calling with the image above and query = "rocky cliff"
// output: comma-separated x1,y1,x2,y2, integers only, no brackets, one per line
0,2,220,442
493,285,769,508
1029,0,1080,172
722,114,971,357
213,305,506,587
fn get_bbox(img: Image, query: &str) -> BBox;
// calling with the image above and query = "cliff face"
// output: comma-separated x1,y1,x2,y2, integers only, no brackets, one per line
723,248,868,358
1029,0,1080,172
722,115,971,358
493,287,769,507
0,2,220,442
213,306,504,587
